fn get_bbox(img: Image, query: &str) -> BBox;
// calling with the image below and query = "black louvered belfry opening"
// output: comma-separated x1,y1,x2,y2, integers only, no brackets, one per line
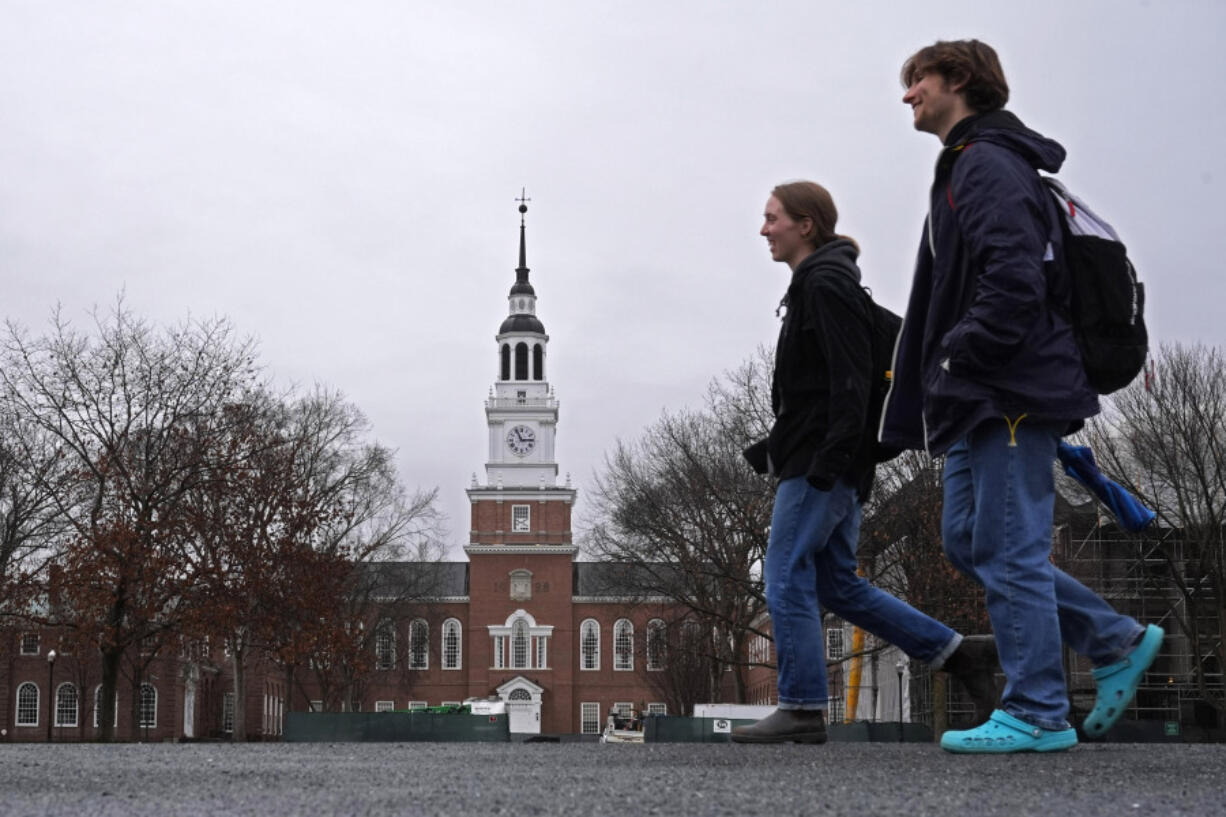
515,342,529,380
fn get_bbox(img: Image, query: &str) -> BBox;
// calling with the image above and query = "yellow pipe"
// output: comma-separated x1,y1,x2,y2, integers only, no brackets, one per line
845,626,865,723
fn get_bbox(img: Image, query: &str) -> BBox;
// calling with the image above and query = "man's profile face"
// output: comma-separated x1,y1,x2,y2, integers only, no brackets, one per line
902,71,963,138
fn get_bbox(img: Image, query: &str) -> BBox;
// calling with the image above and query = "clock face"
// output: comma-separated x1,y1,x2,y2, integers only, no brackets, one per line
506,424,536,457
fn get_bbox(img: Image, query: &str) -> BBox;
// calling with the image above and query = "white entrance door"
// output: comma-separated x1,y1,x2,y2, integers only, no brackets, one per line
506,689,540,734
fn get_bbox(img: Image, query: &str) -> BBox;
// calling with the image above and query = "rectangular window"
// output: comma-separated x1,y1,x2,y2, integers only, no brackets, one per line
309,700,323,713
493,635,506,669
442,701,461,707
580,702,601,735
375,700,395,712
828,698,845,724
647,702,668,716
20,633,39,655
613,701,633,718
535,636,547,669
407,701,427,710
826,627,845,661
375,629,396,671
511,504,530,533
222,692,235,732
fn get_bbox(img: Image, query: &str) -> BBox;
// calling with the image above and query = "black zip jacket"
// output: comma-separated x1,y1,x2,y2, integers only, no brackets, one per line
745,239,877,500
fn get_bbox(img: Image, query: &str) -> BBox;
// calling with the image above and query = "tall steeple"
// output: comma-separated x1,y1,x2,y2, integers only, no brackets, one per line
467,192,576,550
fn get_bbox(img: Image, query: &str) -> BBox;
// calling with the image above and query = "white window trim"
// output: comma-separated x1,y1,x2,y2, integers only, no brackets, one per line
442,618,463,670
55,682,79,728
580,619,600,671
19,633,40,656
375,623,397,671
16,682,39,727
826,627,845,661
222,692,236,732
374,700,395,712
309,699,323,713
442,701,461,707
613,619,634,671
488,610,553,669
580,702,601,735
511,504,531,533
647,702,668,716
408,619,429,670
407,701,428,710
139,683,157,729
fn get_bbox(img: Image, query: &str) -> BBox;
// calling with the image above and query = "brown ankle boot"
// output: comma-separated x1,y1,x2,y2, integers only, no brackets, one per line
941,635,1002,725
731,708,827,744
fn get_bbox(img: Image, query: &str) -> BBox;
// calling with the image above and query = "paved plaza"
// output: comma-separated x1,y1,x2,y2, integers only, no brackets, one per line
1,742,1223,817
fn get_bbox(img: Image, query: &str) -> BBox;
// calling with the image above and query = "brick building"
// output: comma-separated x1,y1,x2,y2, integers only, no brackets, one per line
1,199,687,741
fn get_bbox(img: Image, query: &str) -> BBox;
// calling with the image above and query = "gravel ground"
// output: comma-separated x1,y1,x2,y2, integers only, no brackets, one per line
1,742,1224,817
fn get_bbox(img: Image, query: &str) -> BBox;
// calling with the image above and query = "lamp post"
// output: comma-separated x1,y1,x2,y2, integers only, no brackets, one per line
895,658,905,743
46,649,57,742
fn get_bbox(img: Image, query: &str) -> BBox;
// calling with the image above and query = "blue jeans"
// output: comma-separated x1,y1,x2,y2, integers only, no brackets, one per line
766,476,961,710
942,419,1145,730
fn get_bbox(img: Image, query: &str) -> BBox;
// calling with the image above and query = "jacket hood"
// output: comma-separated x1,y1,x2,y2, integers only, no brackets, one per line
954,110,1066,174
791,238,861,286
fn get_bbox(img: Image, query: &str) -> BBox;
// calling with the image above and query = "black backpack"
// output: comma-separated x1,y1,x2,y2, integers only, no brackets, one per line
1042,178,1148,394
859,287,903,463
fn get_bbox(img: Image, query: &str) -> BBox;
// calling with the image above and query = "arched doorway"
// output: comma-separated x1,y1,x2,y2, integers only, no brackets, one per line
496,676,543,735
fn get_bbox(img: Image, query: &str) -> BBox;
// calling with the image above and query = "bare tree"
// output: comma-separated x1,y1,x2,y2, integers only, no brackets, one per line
1086,343,1226,717
0,406,71,619
0,302,259,740
586,352,775,703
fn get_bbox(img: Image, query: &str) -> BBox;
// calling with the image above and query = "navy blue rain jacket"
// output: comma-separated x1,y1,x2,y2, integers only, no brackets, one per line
879,111,1099,455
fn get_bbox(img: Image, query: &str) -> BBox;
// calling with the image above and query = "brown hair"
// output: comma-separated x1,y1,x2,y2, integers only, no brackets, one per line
900,39,1009,113
771,181,858,252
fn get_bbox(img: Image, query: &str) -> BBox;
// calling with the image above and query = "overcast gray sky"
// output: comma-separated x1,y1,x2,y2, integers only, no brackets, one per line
4,1,1224,556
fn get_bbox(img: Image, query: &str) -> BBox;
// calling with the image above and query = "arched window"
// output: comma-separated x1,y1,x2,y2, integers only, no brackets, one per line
514,342,529,380
374,621,396,671
509,688,531,702
500,344,510,381
614,619,634,671
511,619,529,669
442,619,462,670
647,619,666,671
409,619,429,670
532,344,544,381
16,682,38,726
580,619,600,671
139,683,157,728
94,685,117,729
55,682,79,728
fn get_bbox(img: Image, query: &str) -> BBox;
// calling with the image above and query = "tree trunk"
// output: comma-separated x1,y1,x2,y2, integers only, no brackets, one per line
931,671,949,741
97,647,121,743
231,646,247,742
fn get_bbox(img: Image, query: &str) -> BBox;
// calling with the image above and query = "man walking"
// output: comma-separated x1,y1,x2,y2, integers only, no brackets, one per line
881,39,1163,753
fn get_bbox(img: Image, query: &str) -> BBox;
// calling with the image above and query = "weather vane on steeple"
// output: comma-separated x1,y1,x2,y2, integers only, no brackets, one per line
516,188,531,225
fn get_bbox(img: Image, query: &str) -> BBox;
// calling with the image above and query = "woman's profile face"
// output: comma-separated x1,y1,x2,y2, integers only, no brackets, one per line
760,195,813,269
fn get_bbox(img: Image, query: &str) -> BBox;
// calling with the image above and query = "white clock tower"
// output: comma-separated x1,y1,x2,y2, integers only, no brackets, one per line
466,194,576,547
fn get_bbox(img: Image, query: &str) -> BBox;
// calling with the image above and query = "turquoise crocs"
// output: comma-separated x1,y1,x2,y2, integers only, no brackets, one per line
1083,624,1164,738
941,709,1078,754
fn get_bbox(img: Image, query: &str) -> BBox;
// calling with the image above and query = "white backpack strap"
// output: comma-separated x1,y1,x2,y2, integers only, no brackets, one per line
1043,177,1121,241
